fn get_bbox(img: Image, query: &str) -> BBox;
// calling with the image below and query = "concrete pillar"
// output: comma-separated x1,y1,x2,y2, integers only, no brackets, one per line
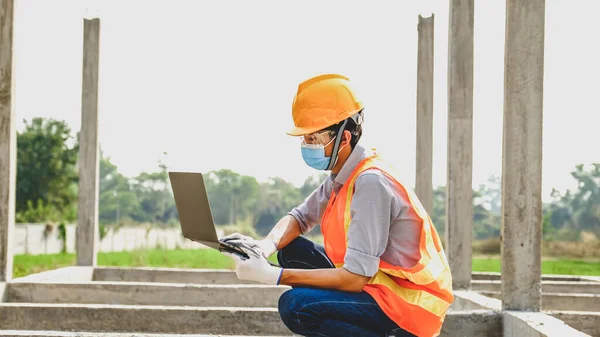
76,18,101,266
0,0,15,282
501,0,545,311
445,0,474,290
415,14,434,214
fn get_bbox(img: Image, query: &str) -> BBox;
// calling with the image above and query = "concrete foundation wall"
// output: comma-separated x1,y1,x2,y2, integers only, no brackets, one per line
11,266,93,283
5,266,596,336
0,303,500,337
0,332,292,337
472,272,588,282
479,291,600,312
451,290,501,311
6,282,289,307
92,267,255,284
549,311,600,337
473,280,600,294
0,282,6,302
441,311,502,337
13,224,220,255
0,303,291,335
503,311,590,337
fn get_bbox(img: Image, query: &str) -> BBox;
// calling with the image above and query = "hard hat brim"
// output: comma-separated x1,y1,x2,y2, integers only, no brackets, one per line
286,125,325,137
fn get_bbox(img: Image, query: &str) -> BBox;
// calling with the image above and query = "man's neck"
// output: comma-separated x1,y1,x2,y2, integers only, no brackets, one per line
330,146,352,175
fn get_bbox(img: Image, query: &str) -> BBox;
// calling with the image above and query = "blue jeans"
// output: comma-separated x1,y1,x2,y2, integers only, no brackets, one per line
276,236,416,337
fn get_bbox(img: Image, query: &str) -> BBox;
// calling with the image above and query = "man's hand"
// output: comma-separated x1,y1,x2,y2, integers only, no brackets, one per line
225,252,283,285
221,233,277,259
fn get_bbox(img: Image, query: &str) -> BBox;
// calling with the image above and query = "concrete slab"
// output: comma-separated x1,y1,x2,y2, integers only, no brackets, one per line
440,310,502,337
0,303,291,335
479,291,600,312
11,266,93,283
548,311,600,337
503,311,590,337
472,280,600,294
92,267,255,284
6,282,289,307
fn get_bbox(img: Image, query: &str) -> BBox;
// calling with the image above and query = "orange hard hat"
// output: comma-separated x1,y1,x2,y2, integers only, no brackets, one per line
287,74,363,136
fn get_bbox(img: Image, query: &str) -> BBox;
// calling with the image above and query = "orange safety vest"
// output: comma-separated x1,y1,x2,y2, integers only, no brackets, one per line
320,152,454,337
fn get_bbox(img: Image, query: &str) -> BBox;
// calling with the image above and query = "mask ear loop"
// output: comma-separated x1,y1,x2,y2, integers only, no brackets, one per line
326,119,349,171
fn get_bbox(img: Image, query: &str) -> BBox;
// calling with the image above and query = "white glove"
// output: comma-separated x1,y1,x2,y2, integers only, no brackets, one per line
221,233,278,259
226,252,283,286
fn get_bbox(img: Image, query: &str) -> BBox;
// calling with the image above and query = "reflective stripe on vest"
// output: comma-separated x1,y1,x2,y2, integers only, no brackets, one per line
320,153,454,337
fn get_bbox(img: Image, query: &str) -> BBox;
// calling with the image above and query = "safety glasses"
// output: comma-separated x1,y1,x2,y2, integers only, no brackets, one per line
301,130,336,146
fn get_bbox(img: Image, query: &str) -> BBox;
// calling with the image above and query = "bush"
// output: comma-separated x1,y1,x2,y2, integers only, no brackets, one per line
473,238,501,255
16,199,62,223
543,240,600,259
218,216,259,238
472,238,600,259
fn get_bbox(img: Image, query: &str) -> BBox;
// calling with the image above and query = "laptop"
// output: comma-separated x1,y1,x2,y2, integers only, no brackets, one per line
168,171,278,265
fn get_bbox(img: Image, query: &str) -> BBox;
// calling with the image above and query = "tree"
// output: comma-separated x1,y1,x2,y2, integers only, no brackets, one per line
130,157,176,225
430,178,502,240
98,152,138,225
253,177,306,235
16,118,79,222
299,173,327,198
204,169,261,225
545,163,600,240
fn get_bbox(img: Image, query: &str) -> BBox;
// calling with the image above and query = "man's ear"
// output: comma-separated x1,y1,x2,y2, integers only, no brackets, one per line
342,130,352,147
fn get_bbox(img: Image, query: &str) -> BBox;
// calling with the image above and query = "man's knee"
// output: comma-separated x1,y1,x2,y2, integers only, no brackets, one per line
278,288,301,333
277,236,309,267
278,288,320,334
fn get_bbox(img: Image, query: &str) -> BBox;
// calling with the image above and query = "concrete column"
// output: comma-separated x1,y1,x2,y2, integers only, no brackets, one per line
445,0,474,290
76,18,101,266
501,0,545,311
0,0,15,282
415,14,434,214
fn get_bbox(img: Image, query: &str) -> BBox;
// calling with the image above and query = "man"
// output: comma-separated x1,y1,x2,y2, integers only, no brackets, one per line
222,74,453,337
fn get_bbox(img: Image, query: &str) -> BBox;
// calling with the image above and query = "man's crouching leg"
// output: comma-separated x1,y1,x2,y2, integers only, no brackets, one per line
278,287,409,337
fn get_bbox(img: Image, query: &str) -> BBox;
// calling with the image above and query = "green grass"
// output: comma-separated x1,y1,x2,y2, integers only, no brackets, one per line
12,249,600,279
473,256,600,276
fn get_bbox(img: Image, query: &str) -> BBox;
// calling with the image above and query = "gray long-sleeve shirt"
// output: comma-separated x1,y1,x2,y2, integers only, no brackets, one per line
288,144,423,278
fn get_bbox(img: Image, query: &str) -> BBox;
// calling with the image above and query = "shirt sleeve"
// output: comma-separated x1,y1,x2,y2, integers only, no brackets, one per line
288,177,332,234
343,171,395,277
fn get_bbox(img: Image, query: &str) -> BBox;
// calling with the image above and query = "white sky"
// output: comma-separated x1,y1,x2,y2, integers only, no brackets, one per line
12,0,600,203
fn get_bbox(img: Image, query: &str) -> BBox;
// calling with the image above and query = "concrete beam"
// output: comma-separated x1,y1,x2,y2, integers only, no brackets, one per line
501,0,546,311
11,266,93,283
451,290,501,311
76,18,101,266
0,303,498,337
0,282,6,302
440,310,502,337
549,311,600,337
472,272,587,282
446,0,474,290
472,280,600,294
503,311,590,337
478,291,600,312
93,267,257,284
415,14,434,214
0,0,16,283
6,282,289,307
0,332,293,337
0,303,291,335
